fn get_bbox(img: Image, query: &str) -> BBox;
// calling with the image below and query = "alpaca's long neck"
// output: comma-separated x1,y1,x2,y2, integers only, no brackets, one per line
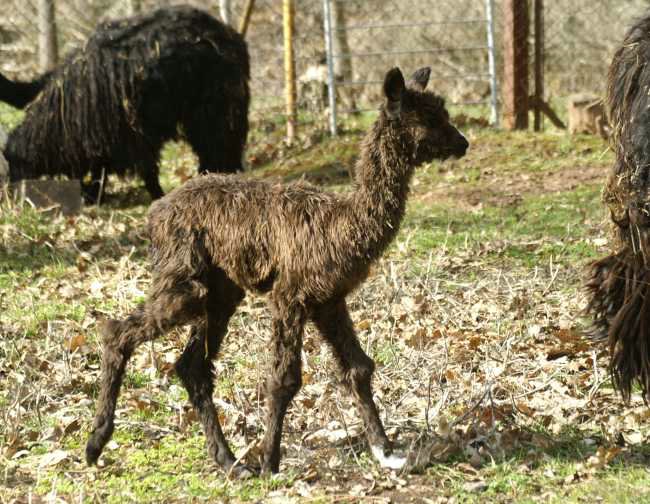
347,120,415,262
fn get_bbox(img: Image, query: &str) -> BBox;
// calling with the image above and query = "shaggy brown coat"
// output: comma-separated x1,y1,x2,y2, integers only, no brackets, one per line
587,13,650,402
85,67,469,476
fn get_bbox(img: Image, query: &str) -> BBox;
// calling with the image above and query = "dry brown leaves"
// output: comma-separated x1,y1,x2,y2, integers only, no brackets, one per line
0,199,644,501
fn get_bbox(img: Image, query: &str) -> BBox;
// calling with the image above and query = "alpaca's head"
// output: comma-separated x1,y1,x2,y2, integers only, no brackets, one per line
382,67,468,163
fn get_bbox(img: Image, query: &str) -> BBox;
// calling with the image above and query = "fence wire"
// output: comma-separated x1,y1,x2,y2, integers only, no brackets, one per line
0,1,649,133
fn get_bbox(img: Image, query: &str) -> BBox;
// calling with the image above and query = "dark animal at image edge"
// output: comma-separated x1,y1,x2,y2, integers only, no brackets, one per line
587,12,650,403
85,67,469,476
0,5,249,203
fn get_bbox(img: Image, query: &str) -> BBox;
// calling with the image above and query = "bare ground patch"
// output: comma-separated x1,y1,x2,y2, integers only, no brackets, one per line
417,162,607,209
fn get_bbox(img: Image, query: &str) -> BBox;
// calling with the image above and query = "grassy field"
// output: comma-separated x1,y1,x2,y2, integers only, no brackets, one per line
2,106,650,503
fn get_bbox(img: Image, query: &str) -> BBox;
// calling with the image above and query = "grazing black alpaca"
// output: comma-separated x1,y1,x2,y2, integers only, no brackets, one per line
587,12,650,402
0,6,250,203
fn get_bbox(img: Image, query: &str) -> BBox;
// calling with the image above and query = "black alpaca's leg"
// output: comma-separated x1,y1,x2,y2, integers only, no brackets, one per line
174,273,253,477
184,111,245,174
142,161,164,200
261,300,305,474
86,277,205,465
135,148,164,200
312,299,405,470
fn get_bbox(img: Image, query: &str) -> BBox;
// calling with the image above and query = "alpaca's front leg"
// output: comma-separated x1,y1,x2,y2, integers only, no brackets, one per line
261,303,305,474
312,299,406,470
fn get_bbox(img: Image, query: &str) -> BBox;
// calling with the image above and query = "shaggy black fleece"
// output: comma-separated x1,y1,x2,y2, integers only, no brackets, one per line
2,5,249,202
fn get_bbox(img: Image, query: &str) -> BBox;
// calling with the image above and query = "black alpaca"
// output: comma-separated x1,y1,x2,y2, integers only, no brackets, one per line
587,12,650,402
1,6,250,203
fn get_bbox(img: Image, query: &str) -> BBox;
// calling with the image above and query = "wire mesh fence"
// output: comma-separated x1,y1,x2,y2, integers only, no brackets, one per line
0,0,649,135
320,0,498,134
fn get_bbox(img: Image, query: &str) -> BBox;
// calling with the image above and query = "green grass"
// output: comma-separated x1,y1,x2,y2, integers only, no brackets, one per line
2,111,638,503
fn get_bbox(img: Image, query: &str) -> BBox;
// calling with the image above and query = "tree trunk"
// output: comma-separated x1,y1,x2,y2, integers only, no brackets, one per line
38,0,59,73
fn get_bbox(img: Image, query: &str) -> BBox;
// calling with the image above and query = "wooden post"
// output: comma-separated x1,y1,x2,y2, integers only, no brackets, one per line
238,0,256,37
533,0,544,131
38,0,58,72
502,0,529,130
283,0,297,143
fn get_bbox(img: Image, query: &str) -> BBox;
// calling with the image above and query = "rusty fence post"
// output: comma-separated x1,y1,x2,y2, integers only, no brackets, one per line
502,0,529,130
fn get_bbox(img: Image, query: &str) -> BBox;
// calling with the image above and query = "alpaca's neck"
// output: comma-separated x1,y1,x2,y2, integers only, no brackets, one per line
347,120,415,261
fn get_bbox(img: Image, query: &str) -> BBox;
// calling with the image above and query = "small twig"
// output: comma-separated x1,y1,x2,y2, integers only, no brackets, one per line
424,372,434,432
226,439,259,479
512,370,562,399
450,382,492,428
541,256,560,296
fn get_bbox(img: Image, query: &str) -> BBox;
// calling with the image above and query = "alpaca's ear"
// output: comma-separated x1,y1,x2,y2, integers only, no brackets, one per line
383,67,405,119
408,67,431,91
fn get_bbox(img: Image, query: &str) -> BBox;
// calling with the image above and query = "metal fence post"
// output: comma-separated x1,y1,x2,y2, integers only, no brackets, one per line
323,0,338,136
502,0,529,130
485,0,499,127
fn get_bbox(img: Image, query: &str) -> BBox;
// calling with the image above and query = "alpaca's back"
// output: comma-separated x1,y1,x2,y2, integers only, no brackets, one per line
604,13,650,244
607,13,650,172
147,174,356,297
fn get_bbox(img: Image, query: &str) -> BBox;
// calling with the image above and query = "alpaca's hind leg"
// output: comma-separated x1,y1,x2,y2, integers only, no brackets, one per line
143,163,164,200
175,274,253,477
137,148,164,200
312,299,406,470
261,300,306,474
86,278,205,465
185,111,245,173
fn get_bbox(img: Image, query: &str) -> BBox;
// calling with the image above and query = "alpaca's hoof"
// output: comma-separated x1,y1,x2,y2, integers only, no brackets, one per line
228,463,259,480
85,419,114,466
260,462,279,477
85,439,102,466
371,445,407,470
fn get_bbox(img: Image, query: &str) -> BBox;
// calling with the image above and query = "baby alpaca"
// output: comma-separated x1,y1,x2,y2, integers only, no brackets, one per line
86,67,468,476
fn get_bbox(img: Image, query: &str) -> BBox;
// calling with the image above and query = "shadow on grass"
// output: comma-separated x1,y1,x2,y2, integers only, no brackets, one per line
0,218,149,274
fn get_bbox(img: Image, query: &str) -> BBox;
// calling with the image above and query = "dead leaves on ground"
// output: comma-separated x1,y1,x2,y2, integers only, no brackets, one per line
0,204,647,502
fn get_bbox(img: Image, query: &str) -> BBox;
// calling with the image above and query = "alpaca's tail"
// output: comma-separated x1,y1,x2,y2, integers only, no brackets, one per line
0,71,50,109
587,248,650,402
